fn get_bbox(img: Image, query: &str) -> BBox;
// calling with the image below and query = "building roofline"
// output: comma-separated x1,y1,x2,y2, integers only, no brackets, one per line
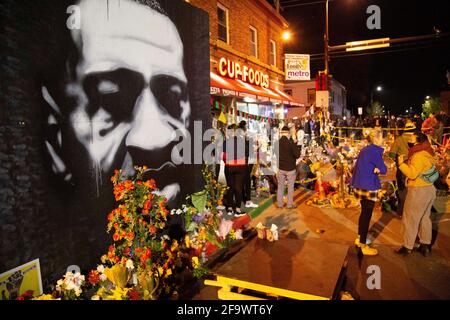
255,0,289,29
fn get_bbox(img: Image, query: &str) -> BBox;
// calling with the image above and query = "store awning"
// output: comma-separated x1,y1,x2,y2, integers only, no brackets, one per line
210,72,304,107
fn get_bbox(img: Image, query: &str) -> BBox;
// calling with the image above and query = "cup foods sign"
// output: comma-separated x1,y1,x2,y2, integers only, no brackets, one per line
285,54,310,81
218,57,270,88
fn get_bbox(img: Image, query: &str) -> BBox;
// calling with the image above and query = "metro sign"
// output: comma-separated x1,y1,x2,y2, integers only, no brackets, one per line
218,57,270,89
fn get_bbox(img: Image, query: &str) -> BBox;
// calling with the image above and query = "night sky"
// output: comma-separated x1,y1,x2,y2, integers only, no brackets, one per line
273,0,450,116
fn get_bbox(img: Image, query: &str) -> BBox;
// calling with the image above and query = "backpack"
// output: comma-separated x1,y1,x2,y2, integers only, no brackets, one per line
419,165,439,184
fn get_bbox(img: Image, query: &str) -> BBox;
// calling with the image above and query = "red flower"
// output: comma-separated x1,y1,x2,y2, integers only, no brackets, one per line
123,247,131,256
88,270,100,285
108,245,114,253
113,233,120,241
140,248,152,265
128,288,141,300
16,290,34,300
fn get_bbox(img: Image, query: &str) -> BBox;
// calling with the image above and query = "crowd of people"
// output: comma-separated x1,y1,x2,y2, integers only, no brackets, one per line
216,110,450,259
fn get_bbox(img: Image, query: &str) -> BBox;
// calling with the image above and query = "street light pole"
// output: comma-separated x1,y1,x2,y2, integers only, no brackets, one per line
325,0,329,74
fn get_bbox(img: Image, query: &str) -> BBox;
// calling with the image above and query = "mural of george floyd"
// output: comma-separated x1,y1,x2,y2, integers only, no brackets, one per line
0,0,211,286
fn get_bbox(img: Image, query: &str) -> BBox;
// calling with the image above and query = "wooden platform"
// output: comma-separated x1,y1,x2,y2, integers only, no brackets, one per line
205,237,349,300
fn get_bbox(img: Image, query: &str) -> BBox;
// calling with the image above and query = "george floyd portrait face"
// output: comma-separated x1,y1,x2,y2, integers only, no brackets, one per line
42,0,191,207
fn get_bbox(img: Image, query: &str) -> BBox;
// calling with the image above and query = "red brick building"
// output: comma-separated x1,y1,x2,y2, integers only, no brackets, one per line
186,0,302,128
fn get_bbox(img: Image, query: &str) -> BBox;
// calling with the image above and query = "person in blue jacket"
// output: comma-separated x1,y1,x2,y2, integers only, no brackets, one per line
351,129,387,256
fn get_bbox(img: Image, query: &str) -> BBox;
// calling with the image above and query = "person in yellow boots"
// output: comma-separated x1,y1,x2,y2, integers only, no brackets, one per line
396,131,438,256
351,129,387,256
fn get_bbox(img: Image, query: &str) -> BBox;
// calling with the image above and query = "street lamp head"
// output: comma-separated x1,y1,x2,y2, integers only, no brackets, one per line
426,96,431,99
282,31,291,42
376,86,382,92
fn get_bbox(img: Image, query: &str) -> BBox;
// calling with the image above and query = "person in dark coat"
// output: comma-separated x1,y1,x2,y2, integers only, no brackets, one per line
275,126,301,209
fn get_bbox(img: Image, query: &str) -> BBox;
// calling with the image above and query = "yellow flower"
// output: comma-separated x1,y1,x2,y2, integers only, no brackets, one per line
184,235,190,248
165,269,172,277
104,264,128,288
33,294,55,300
171,240,179,252
105,287,131,300
192,256,200,269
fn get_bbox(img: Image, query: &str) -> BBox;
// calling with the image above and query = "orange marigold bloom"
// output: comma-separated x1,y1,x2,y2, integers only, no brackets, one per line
127,232,135,241
113,233,120,241
149,225,156,235
144,179,156,190
88,270,100,285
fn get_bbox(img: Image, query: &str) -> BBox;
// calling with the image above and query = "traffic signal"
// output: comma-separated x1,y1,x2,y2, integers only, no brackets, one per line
315,72,328,91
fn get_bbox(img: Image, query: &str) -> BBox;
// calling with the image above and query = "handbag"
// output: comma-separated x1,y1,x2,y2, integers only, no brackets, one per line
419,165,439,184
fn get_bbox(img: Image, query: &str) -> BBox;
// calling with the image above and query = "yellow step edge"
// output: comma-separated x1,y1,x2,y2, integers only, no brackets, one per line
215,276,329,300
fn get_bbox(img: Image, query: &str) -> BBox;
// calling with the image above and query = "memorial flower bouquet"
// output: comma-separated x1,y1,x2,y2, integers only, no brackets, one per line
33,166,196,300
171,166,243,270
88,166,195,299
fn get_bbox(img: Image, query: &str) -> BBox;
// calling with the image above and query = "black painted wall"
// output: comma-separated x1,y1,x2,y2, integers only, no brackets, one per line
0,0,210,287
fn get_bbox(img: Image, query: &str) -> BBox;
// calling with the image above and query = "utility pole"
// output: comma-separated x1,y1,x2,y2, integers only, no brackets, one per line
324,0,329,75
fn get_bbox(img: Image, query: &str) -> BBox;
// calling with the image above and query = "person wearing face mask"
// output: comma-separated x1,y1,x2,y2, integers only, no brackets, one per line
351,129,387,256
396,131,438,256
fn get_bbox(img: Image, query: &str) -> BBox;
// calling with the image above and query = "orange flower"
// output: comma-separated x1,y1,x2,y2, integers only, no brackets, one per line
143,200,151,210
111,170,120,183
113,233,121,241
88,270,100,285
144,179,156,190
149,225,156,235
126,232,135,241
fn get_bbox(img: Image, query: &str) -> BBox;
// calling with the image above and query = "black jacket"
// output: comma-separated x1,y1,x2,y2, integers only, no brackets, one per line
277,136,301,171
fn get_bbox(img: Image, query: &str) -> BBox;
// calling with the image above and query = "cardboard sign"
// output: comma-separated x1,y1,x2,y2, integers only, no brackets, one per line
0,259,43,300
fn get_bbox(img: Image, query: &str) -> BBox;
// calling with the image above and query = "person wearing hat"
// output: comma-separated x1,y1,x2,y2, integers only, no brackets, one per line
275,126,301,209
396,131,437,256
388,120,416,216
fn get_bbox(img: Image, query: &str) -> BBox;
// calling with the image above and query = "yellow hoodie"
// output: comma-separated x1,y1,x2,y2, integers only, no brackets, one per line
399,150,436,187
